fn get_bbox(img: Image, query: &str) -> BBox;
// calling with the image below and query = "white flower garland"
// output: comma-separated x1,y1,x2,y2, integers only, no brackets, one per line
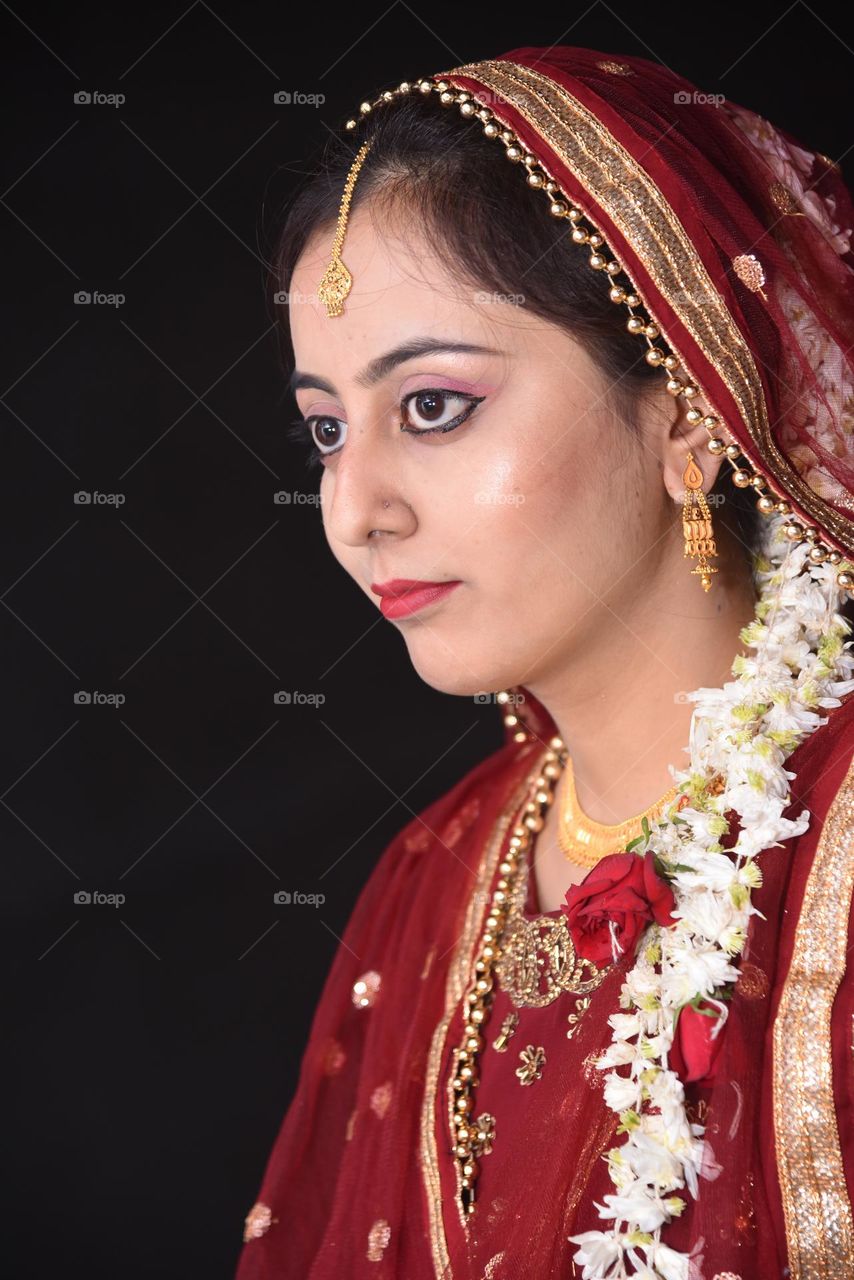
568,508,854,1280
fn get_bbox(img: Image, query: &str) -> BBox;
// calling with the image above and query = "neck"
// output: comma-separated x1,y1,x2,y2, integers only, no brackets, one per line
522,525,757,826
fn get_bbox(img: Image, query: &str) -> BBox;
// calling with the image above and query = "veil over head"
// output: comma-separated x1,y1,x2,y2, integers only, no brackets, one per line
346,45,854,574
235,46,854,1280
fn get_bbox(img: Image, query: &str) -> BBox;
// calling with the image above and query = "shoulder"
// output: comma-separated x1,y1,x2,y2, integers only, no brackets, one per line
380,735,538,870
340,735,542,939
786,689,854,813
314,738,541,1029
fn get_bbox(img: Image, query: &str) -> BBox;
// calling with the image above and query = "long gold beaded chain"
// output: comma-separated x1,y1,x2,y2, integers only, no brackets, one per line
449,734,567,1217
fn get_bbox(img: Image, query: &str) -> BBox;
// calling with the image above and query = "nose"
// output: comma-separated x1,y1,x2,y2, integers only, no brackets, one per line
322,424,417,547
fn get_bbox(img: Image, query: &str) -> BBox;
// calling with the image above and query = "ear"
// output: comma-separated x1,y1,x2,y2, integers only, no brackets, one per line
660,407,726,505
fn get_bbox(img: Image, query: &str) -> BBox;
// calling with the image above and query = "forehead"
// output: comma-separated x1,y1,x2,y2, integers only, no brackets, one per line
287,204,544,371
290,206,473,342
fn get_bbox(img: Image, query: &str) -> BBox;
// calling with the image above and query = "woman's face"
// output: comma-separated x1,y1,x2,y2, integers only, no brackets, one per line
288,204,674,698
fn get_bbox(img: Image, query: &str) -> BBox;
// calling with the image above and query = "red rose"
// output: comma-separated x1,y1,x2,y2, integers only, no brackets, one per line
561,850,677,967
669,999,727,1085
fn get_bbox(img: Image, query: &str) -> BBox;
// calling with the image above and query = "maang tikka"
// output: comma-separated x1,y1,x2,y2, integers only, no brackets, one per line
681,449,718,591
316,140,372,317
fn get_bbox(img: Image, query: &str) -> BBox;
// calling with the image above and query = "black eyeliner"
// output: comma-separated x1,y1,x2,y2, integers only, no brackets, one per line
287,389,486,465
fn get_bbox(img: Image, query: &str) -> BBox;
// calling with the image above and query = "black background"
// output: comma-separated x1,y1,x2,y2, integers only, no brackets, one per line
4,3,852,1276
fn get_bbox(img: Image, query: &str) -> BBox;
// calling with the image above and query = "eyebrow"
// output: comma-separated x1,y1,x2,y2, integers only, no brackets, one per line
288,338,502,398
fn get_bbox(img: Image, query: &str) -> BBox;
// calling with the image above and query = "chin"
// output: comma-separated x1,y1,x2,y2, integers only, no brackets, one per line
404,640,518,704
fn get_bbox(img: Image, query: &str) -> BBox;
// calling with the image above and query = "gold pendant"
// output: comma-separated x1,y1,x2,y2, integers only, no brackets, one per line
555,754,678,867
317,255,353,318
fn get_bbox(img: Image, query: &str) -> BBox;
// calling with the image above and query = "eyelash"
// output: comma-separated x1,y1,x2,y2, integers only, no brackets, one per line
284,389,486,472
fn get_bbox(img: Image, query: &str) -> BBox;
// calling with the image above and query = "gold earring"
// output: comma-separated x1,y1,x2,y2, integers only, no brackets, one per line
316,140,372,318
681,450,718,591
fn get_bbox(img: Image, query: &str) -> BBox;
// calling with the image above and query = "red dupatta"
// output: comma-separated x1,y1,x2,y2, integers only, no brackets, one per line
234,724,544,1278
234,688,854,1277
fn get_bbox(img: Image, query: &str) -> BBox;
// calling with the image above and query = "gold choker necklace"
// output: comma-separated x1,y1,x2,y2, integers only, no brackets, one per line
555,754,679,868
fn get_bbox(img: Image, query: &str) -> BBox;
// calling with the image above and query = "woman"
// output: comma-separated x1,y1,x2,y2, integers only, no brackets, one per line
235,45,854,1279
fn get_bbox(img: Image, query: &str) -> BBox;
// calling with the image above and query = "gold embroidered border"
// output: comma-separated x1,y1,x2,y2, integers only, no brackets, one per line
773,753,854,1277
435,58,853,556
419,748,545,1279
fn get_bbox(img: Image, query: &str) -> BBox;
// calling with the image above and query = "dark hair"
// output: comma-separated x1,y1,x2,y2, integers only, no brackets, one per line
272,89,775,569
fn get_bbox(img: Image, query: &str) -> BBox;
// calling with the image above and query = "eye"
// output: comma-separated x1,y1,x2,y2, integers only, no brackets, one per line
284,388,485,469
284,415,345,471
400,389,485,434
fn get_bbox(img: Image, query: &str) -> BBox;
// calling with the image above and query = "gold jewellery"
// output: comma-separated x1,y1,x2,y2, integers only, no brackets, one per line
449,708,681,1216
555,753,678,867
496,692,680,867
316,140,372,317
682,449,718,591
450,696,685,1216
448,736,567,1217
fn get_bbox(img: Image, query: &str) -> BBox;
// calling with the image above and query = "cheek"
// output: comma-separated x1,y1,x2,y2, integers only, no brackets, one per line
502,409,648,571
459,433,597,567
436,448,532,561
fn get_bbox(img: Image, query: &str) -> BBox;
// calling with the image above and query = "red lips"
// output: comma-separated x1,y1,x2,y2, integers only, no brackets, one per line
370,579,462,620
